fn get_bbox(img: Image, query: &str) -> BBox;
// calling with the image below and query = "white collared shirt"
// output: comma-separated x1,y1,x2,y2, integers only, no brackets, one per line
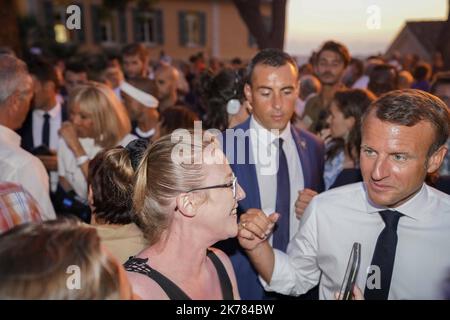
32,103,63,151
262,182,450,299
249,116,305,242
58,133,137,200
0,125,56,220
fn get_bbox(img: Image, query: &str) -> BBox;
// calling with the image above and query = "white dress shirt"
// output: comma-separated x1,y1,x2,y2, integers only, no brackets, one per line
249,116,305,242
32,103,62,150
58,133,137,200
262,182,450,299
0,125,56,220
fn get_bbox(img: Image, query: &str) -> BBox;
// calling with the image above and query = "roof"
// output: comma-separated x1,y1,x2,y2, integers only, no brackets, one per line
404,20,446,54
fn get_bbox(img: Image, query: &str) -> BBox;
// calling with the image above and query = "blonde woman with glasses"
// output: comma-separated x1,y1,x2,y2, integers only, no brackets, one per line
125,131,245,300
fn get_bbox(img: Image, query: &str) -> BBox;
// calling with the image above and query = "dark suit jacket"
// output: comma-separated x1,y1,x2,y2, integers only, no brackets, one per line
216,117,325,299
17,103,68,153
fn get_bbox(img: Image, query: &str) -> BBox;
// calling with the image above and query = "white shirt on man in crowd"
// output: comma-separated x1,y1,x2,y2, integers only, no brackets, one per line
0,125,56,220
261,182,450,300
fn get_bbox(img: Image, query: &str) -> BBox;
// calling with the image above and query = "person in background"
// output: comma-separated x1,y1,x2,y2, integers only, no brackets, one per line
368,64,398,97
0,182,43,234
301,41,350,134
154,65,181,112
397,70,414,90
120,77,159,141
122,43,150,79
153,105,199,141
412,62,432,92
0,218,134,299
58,82,136,202
203,68,249,132
88,140,148,263
218,48,324,300
0,55,56,220
296,75,321,120
125,131,242,300
63,61,88,99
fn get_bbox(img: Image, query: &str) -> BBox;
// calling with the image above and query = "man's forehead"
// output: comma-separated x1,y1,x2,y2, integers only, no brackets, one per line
362,114,435,148
251,63,297,84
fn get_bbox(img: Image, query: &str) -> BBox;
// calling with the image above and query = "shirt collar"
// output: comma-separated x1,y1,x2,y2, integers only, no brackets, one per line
250,115,293,148
34,103,61,118
0,124,21,147
135,127,155,138
363,182,428,220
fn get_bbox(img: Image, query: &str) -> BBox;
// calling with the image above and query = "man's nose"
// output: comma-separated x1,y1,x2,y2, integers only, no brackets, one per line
371,156,390,181
236,182,246,201
272,92,282,110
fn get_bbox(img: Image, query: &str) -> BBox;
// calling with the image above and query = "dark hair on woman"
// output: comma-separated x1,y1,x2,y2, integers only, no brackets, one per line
203,68,244,131
326,89,376,163
88,139,148,224
159,105,199,137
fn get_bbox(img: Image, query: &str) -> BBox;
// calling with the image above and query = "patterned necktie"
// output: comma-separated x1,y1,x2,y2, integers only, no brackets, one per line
272,138,290,252
364,210,403,300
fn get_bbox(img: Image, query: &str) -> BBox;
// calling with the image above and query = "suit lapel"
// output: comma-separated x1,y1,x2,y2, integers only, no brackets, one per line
291,126,312,189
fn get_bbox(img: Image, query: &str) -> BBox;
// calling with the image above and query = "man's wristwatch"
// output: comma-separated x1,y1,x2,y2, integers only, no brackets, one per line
75,155,89,166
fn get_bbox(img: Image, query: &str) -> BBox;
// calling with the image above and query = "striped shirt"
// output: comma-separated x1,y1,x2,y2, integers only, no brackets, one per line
0,182,42,233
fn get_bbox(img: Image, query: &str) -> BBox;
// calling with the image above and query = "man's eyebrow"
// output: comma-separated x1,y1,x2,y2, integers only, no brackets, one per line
256,86,273,90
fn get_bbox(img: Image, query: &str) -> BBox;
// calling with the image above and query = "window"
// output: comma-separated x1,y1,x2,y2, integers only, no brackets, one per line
138,13,157,44
100,20,114,43
53,5,70,43
134,10,163,45
179,11,205,47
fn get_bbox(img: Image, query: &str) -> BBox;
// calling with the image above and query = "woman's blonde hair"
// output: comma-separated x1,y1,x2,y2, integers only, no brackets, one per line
133,130,219,245
69,81,131,148
0,218,123,299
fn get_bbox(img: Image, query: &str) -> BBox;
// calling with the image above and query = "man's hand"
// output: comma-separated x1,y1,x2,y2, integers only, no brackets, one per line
37,154,58,171
238,209,279,251
295,188,318,219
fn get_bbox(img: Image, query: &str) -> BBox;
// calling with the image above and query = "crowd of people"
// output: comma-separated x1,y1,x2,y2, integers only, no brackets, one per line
0,39,450,300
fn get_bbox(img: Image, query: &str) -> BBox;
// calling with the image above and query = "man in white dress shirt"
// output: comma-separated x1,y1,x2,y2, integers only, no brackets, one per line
0,55,56,220
238,89,450,299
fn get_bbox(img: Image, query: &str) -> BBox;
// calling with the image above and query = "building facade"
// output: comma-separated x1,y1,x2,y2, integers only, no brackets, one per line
16,0,271,61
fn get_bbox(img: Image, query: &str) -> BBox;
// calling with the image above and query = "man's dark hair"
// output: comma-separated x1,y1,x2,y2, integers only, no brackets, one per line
246,48,298,85
121,43,148,62
413,62,431,81
430,71,450,94
28,59,59,89
362,89,450,156
315,40,351,67
368,64,398,97
65,61,88,75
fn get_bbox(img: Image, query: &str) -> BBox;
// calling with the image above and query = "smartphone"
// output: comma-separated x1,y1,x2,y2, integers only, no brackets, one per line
338,242,361,300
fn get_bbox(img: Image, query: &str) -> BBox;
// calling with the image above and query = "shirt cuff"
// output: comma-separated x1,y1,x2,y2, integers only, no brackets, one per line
258,248,294,294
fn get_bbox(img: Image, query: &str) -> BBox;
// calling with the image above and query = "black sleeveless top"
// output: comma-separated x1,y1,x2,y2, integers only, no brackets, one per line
124,250,234,300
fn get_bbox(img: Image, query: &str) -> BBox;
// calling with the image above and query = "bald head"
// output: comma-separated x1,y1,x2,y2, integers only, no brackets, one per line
155,65,179,102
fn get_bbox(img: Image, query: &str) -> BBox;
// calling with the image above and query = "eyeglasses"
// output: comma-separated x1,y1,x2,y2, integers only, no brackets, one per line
186,175,237,199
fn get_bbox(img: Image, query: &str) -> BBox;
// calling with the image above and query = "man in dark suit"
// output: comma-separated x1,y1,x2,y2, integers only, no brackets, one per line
218,49,325,299
17,59,68,192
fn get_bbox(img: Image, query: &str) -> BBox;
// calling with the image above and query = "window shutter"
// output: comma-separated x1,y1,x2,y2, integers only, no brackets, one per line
91,5,101,43
199,12,206,46
133,9,142,42
156,10,164,45
178,11,187,46
118,10,127,43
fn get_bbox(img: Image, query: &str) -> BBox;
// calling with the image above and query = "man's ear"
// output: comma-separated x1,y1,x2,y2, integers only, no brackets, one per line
244,83,253,104
427,144,448,173
175,193,197,218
